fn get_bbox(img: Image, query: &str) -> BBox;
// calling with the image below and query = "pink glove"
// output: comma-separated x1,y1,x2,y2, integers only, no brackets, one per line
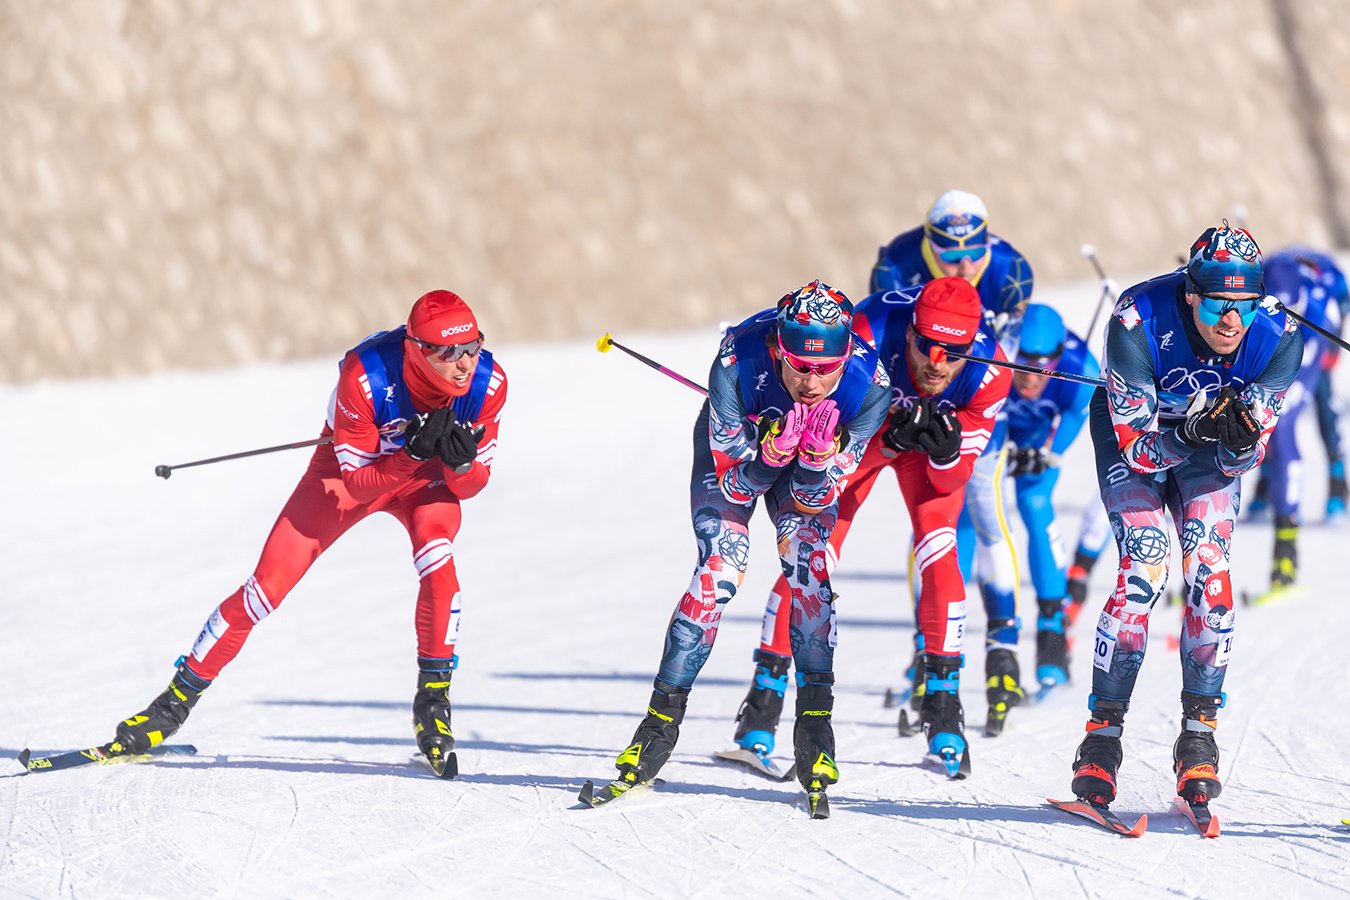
759,402,809,467
797,399,841,470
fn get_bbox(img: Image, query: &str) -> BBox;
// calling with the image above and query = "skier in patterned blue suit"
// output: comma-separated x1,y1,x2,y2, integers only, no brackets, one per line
604,280,890,800
1248,249,1349,524
870,190,1035,714
1250,248,1345,599
1003,305,1101,693
1069,224,1302,810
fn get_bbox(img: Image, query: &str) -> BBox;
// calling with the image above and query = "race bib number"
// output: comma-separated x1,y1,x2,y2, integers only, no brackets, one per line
942,599,968,654
1093,612,1121,673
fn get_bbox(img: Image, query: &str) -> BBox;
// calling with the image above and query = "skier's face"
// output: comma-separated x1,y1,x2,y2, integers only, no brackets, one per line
929,238,988,282
1013,370,1050,399
1185,291,1258,356
905,328,966,395
779,360,845,406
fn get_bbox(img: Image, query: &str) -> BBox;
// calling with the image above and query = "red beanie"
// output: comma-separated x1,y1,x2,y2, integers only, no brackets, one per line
407,290,479,344
914,277,982,344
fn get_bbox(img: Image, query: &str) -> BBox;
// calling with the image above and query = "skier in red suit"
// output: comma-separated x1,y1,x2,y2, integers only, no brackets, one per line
111,289,506,776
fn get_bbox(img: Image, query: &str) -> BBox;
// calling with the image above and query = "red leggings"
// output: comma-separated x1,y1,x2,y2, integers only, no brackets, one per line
760,442,969,659
184,447,464,681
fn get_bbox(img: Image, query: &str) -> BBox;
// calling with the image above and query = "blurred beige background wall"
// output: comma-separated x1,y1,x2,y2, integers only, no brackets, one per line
3,0,1348,381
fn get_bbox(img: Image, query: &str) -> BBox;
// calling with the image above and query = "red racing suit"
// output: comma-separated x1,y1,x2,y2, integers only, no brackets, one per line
183,333,507,681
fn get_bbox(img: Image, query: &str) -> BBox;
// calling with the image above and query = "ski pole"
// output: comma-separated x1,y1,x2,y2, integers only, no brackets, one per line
927,345,1106,388
596,333,708,396
155,436,333,479
1263,296,1350,353
1080,244,1119,347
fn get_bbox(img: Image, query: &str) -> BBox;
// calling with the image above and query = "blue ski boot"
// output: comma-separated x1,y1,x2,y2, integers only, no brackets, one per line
919,654,969,778
1328,461,1348,522
733,649,790,757
1036,598,1071,697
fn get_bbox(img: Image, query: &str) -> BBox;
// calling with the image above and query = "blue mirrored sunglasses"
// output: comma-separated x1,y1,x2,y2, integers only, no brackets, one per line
936,245,989,265
1196,294,1259,328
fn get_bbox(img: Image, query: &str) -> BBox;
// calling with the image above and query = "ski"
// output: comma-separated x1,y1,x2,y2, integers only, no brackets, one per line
417,747,459,779
984,706,1008,737
1341,818,1350,827
1047,798,1147,837
1175,798,1220,838
928,746,971,780
1032,679,1070,706
577,777,661,809
896,709,922,737
805,779,830,819
18,742,198,774
712,748,795,782
1241,585,1307,608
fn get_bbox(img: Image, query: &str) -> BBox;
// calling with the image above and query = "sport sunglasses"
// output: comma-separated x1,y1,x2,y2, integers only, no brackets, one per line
913,333,973,359
776,335,850,376
935,245,989,265
1195,294,1259,328
409,332,484,362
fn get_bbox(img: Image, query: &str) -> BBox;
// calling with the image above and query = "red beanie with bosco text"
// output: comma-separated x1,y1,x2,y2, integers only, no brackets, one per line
913,277,982,344
407,290,479,345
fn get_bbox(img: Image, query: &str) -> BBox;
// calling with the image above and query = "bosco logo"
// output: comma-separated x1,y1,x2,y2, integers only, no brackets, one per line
441,322,474,338
930,323,966,337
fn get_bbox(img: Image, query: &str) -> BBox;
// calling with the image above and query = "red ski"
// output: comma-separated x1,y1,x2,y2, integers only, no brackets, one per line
1047,798,1147,837
1175,798,1221,838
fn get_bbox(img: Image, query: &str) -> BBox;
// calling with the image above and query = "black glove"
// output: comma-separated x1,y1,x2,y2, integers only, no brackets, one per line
1178,386,1240,448
1217,395,1261,454
438,421,486,473
1006,446,1049,477
916,407,962,465
403,407,456,461
882,399,933,454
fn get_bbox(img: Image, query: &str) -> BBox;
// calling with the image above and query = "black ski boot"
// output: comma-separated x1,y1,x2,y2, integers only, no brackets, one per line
115,665,210,755
733,649,790,757
793,674,838,818
920,654,969,777
1036,598,1070,689
984,637,1024,736
1174,690,1223,802
615,679,689,786
903,633,926,712
413,658,458,777
1071,697,1128,805
1270,515,1298,591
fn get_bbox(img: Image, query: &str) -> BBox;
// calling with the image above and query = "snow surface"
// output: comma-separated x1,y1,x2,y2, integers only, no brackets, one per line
3,278,1350,899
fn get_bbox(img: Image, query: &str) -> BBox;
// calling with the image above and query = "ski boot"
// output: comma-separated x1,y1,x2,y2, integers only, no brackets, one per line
1245,472,1271,520
1328,460,1348,522
919,654,969,778
114,664,211,755
1070,696,1128,805
1272,515,1298,588
1064,550,1096,624
720,649,792,778
884,633,925,711
1174,690,1224,803
1035,598,1071,697
733,649,789,755
793,673,838,818
983,618,1024,736
615,679,689,787
413,657,458,777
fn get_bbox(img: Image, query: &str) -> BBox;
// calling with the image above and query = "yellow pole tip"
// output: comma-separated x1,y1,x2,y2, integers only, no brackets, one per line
596,333,613,352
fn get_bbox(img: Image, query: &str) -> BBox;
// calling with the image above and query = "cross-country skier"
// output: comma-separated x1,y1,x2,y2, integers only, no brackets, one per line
866,190,1033,720
110,290,506,777
602,280,890,808
1244,248,1348,532
1002,304,1100,699
727,278,1012,775
1243,248,1346,602
1069,224,1301,812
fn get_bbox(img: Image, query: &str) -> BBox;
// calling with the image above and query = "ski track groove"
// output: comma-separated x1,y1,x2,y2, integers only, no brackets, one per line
818,841,902,896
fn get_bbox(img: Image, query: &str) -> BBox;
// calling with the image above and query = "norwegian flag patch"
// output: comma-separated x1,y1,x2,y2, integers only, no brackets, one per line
804,338,824,352
1224,274,1245,288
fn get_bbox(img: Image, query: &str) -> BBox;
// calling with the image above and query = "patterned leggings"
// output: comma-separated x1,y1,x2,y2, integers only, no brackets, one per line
1087,394,1238,701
